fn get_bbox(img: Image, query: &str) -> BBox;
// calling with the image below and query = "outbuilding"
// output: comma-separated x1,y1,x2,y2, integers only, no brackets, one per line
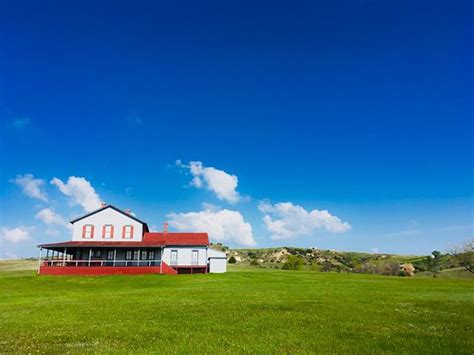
208,249,227,273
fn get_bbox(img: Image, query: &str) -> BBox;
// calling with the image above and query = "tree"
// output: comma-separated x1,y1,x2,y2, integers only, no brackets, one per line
283,255,304,271
228,256,237,264
426,250,442,277
450,240,474,274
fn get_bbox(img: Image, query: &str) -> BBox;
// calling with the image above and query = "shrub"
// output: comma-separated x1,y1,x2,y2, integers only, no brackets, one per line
228,256,237,264
247,251,257,259
250,259,259,266
283,255,304,270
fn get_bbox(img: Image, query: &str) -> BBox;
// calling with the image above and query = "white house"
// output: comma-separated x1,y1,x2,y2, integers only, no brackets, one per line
38,204,227,275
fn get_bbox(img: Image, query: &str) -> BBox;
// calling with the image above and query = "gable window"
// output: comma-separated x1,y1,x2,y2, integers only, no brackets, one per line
102,225,114,239
122,225,134,239
82,224,94,239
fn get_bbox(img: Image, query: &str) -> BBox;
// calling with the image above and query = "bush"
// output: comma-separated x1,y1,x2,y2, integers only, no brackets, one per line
228,256,237,264
247,251,257,259
250,259,259,266
283,255,304,270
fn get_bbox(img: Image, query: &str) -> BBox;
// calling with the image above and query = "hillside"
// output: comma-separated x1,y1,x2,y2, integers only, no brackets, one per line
211,244,469,277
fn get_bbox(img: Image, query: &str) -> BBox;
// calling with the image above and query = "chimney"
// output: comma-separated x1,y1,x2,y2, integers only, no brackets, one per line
126,208,132,215
163,222,168,235
101,202,107,208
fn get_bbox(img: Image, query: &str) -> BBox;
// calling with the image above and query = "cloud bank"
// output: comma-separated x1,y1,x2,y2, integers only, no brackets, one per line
167,208,256,246
259,201,351,240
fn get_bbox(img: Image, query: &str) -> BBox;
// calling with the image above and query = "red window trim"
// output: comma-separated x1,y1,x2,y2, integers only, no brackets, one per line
82,224,94,239
122,225,134,239
102,225,114,239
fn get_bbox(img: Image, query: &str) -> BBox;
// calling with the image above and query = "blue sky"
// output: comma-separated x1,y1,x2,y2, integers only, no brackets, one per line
0,0,472,258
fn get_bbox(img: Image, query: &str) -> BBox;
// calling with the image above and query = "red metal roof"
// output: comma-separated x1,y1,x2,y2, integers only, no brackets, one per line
39,232,209,248
144,232,209,246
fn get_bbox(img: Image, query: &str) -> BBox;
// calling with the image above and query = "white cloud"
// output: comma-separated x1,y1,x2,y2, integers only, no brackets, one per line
259,201,351,240
0,227,31,243
167,208,256,246
50,176,101,212
201,202,221,211
176,160,241,204
35,208,71,230
10,174,48,202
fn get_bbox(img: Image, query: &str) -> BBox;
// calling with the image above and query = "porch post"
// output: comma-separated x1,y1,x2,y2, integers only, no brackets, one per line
88,248,92,266
37,247,42,275
113,249,116,267
46,249,49,260
137,249,140,267
160,247,163,274
63,248,66,265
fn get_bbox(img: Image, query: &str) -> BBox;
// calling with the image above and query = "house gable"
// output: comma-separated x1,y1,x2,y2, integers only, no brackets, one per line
71,206,147,242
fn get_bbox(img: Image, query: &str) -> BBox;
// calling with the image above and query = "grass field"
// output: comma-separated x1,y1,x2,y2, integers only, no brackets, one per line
0,261,473,354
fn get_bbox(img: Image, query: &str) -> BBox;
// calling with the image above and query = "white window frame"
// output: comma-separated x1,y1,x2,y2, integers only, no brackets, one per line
192,250,199,265
170,250,178,265
83,224,94,239
103,224,113,239
123,225,133,239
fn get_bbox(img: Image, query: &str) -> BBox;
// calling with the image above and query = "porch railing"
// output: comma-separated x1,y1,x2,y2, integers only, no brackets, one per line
42,259,162,267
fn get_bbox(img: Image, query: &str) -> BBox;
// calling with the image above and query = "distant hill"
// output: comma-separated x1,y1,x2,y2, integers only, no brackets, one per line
210,244,465,277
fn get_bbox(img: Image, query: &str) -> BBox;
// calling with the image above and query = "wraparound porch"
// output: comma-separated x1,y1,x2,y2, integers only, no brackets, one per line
37,245,207,275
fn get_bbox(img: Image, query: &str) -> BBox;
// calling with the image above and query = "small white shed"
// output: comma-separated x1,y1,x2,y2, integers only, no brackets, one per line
208,249,227,273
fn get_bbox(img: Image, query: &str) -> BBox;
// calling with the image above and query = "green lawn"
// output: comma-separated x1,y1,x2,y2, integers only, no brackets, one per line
0,263,473,354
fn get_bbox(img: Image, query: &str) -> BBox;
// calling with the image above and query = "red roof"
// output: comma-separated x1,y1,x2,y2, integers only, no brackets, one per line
39,232,209,248
144,232,209,246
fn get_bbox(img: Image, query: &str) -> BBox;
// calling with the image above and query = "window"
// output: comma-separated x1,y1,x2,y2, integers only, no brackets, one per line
126,250,133,260
91,250,101,258
148,251,155,260
141,250,147,260
170,250,178,265
107,250,114,260
102,225,114,239
133,250,140,260
122,225,134,239
82,225,94,239
192,250,199,261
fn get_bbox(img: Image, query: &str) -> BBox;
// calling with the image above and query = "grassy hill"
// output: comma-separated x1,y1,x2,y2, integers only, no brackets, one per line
213,245,468,277
0,261,473,353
